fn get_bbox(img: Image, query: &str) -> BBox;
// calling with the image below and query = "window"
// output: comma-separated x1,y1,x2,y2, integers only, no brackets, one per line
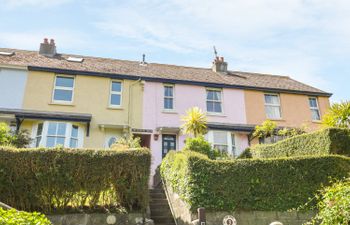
264,94,281,119
69,125,79,148
164,85,174,110
206,89,222,113
46,122,66,147
34,122,82,148
53,76,74,103
231,133,236,156
213,131,228,153
108,137,117,148
309,97,321,121
110,81,122,107
35,123,43,147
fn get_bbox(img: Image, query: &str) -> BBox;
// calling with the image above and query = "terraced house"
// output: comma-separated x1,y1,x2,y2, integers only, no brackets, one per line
0,39,331,176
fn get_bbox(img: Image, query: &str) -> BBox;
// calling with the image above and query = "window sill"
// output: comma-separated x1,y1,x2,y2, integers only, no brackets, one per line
49,102,75,106
162,110,177,114
207,113,226,117
107,106,124,110
268,118,285,121
312,120,322,123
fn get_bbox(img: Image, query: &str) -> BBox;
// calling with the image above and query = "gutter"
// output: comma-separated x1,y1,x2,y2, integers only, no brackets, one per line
27,66,333,97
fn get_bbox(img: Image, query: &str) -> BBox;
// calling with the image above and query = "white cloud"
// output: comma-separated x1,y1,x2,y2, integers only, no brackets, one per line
0,0,72,8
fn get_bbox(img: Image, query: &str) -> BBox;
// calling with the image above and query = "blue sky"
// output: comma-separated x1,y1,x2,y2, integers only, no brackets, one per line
0,0,349,102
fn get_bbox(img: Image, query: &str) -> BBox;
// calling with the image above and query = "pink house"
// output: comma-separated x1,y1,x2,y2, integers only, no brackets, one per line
143,81,251,179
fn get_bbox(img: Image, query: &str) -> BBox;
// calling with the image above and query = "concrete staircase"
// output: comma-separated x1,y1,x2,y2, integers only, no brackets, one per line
149,187,176,225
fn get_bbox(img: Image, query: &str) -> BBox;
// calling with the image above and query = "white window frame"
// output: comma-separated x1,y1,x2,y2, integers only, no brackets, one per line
163,84,175,111
32,121,84,148
109,80,123,108
52,75,75,104
309,97,321,121
207,130,238,156
264,93,282,119
206,88,223,114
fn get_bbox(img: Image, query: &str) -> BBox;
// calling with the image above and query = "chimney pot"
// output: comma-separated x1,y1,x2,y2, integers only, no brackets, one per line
39,37,57,57
212,55,228,73
220,57,224,62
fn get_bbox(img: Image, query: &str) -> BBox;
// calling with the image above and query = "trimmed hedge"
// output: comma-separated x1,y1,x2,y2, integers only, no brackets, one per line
161,150,350,211
250,128,350,159
0,147,151,213
0,208,51,225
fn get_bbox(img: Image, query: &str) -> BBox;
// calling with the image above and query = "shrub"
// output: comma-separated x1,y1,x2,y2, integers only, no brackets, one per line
183,136,216,159
250,128,350,158
111,134,141,150
306,178,350,225
322,101,350,128
252,120,277,139
237,147,252,159
0,147,151,214
161,150,350,212
0,123,32,148
0,208,51,225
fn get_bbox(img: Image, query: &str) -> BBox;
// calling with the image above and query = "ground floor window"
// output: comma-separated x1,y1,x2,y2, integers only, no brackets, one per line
162,134,176,158
33,121,83,148
207,130,237,156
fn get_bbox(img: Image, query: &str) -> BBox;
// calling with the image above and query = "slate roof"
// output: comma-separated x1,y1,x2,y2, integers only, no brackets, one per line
0,48,331,96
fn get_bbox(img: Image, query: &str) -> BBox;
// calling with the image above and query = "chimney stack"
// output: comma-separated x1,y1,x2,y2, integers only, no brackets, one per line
212,56,228,73
39,38,57,57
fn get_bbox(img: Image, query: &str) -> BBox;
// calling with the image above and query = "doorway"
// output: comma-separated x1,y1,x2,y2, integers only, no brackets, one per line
162,134,176,158
133,134,151,148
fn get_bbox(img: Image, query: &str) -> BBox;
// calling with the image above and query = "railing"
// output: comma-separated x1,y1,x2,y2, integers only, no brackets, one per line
0,202,12,210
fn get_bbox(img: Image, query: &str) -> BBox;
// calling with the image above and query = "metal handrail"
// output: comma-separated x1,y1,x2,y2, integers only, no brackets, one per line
161,178,179,225
0,202,12,210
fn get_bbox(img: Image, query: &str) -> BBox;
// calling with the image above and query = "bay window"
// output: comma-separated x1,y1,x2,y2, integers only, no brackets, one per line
34,122,83,148
208,130,237,156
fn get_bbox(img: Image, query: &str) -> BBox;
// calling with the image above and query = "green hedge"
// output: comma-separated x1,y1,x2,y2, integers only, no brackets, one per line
0,147,151,214
250,128,350,159
161,150,350,211
0,208,51,225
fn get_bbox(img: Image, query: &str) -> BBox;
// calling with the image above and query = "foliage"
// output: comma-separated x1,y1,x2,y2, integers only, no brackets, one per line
183,136,218,159
111,134,141,150
237,147,252,159
0,208,51,225
306,178,350,225
250,128,350,158
181,107,207,137
277,126,307,138
0,123,32,148
161,150,350,212
0,146,151,214
252,120,277,139
322,101,350,128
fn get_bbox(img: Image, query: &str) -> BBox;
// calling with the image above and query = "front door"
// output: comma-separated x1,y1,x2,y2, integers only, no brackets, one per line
162,135,176,158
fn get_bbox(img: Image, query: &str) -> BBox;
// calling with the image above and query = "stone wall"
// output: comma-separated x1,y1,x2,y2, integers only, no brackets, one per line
48,213,144,225
163,182,315,225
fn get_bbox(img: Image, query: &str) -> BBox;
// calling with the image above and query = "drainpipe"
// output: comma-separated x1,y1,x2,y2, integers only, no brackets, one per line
127,78,142,134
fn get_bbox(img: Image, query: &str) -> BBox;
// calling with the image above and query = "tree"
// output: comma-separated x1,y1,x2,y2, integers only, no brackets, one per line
181,107,207,137
322,101,350,128
0,122,32,148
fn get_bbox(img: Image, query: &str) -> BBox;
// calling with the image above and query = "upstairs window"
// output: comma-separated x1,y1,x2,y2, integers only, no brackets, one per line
164,85,174,110
53,76,74,103
264,94,281,119
110,81,122,107
309,97,321,121
206,89,222,113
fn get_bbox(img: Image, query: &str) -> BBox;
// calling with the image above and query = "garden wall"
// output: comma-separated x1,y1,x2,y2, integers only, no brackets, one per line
0,146,151,214
250,128,350,158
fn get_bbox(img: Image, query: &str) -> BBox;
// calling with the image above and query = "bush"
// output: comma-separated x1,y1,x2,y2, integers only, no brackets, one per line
250,128,350,158
183,136,217,159
305,177,350,225
0,208,51,225
161,150,350,211
237,147,252,159
0,123,32,148
0,147,151,214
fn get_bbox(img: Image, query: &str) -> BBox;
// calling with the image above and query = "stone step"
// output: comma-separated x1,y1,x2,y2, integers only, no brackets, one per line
150,192,167,199
149,200,169,206
149,189,164,194
152,216,176,224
